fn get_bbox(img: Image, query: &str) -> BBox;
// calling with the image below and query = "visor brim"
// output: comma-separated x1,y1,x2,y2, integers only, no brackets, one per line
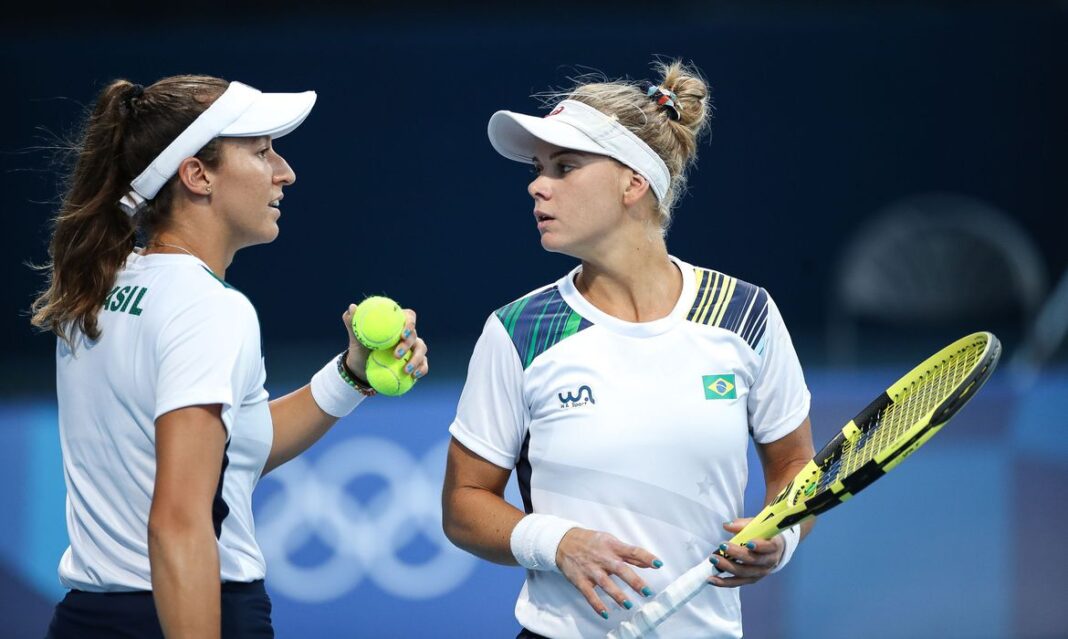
488,110,607,163
220,91,317,139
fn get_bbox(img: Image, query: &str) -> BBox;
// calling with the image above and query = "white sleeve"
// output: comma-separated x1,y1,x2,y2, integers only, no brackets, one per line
153,289,262,438
748,294,811,444
449,314,528,470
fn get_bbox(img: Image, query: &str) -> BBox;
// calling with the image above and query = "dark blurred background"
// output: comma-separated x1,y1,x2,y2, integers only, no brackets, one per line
2,2,1066,638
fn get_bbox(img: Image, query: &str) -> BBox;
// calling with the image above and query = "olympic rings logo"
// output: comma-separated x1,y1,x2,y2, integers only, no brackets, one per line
255,436,476,602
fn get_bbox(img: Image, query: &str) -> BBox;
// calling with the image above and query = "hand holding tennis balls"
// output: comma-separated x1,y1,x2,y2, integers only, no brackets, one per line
347,295,427,396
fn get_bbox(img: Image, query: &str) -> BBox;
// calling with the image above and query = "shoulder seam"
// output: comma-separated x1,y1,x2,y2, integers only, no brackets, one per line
199,266,236,290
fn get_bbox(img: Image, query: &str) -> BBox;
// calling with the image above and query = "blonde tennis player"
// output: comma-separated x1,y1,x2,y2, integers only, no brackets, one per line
443,60,815,638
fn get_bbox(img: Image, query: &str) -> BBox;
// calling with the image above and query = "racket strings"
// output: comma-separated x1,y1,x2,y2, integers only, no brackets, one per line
820,337,986,489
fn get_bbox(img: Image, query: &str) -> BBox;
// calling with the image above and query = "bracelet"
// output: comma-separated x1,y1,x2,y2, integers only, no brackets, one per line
336,349,377,397
769,524,801,574
310,352,369,418
509,513,580,572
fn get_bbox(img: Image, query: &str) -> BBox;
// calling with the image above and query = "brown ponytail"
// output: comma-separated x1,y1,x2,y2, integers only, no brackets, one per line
30,75,227,348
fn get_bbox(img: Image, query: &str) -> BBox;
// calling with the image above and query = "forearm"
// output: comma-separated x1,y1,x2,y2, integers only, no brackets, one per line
442,485,526,566
762,461,817,540
265,385,337,475
149,520,221,639
759,417,817,541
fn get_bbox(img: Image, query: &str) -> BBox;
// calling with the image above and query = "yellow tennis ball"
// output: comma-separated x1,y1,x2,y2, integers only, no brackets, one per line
352,296,406,350
365,347,416,397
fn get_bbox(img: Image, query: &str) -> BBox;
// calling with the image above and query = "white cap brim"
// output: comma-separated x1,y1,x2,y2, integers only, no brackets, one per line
486,100,671,203
220,89,317,139
488,110,607,163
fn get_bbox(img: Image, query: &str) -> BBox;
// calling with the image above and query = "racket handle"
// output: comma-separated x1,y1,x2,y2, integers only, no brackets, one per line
606,558,716,638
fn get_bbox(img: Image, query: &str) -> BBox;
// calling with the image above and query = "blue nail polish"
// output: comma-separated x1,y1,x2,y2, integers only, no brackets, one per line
652,559,663,568
710,556,719,566
413,370,422,379
718,543,728,552
623,600,633,610
746,542,756,551
600,610,609,620
405,364,413,373
403,328,411,338
641,586,653,597
396,347,406,357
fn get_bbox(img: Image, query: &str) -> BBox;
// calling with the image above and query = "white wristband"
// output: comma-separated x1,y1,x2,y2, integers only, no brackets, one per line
310,357,366,418
770,524,801,574
509,514,580,572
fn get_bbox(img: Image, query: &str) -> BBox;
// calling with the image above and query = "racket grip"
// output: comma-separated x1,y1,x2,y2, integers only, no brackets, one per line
606,559,717,638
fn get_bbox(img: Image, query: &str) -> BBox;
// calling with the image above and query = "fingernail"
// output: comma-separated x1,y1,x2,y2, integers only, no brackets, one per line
745,542,756,551
413,370,423,379
641,586,653,597
718,543,728,552
403,328,411,338
405,364,413,373
710,556,719,566
623,600,633,610
652,559,663,568
600,610,609,620
396,347,406,356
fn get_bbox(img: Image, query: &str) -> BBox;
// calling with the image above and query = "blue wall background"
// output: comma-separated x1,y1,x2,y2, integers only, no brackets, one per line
3,3,1066,638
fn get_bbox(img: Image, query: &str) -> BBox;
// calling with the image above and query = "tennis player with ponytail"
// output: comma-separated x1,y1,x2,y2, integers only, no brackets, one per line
31,75,427,638
442,60,814,638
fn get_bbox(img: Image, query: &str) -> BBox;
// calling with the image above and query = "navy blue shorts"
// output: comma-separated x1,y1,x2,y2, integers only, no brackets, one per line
45,580,273,639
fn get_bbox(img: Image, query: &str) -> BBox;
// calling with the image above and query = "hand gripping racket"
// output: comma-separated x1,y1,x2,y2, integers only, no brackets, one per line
608,331,1001,639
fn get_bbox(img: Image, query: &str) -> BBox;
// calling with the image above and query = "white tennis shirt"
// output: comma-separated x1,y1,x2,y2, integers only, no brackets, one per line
450,256,810,638
55,252,272,592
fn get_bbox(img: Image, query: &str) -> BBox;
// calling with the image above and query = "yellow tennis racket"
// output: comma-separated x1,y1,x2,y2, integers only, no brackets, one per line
608,331,1001,639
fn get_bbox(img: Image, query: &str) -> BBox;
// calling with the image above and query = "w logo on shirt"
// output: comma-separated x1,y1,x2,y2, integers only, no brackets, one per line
703,374,737,400
558,385,595,408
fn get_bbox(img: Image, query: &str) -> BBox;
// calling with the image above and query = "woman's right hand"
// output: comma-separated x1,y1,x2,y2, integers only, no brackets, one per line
555,528,662,619
341,304,429,382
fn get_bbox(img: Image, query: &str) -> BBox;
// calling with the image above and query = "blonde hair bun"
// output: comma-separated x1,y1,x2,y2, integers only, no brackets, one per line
562,59,712,228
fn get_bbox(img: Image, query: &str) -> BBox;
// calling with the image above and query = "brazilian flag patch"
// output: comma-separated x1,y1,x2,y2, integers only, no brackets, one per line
703,374,737,400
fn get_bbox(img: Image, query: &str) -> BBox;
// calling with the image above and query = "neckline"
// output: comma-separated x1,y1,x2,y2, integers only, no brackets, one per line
557,255,696,338
128,249,213,273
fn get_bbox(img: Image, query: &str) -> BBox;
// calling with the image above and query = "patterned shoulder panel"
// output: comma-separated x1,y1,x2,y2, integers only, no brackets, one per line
686,268,770,354
494,285,592,370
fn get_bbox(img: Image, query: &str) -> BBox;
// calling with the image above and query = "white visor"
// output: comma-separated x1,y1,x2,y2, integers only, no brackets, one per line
487,99,670,203
118,81,317,215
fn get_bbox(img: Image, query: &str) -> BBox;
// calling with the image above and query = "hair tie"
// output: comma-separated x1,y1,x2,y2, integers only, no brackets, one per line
122,84,145,115
640,81,681,121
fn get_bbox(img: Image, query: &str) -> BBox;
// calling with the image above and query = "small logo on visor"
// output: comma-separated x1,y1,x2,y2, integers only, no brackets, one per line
547,105,565,117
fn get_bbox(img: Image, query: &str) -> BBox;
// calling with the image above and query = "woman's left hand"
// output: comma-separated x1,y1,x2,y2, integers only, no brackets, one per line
341,304,429,382
705,518,785,588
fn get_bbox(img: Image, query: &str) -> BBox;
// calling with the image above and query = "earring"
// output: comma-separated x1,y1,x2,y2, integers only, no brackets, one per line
205,185,212,195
